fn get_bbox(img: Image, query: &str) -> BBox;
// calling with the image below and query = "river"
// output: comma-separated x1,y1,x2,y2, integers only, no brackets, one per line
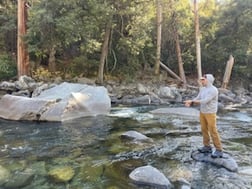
0,105,251,189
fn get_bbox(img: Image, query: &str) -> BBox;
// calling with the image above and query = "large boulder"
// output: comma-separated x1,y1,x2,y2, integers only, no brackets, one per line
0,82,111,122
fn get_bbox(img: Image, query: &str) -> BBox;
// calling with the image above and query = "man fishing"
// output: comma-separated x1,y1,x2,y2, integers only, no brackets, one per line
184,74,223,158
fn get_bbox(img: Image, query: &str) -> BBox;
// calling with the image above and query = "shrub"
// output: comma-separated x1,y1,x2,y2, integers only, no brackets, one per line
0,54,17,80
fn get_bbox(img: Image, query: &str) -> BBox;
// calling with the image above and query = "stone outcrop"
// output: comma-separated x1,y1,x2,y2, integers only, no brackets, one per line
150,107,200,117
191,150,238,172
0,82,111,122
129,165,172,188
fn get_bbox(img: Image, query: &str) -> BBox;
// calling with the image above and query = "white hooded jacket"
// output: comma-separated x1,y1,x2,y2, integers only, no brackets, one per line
193,74,218,113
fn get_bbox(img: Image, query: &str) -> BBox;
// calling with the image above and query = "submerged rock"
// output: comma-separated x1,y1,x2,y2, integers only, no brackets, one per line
0,165,11,186
121,131,153,143
150,107,199,117
129,165,172,188
3,169,34,189
48,166,75,183
191,151,238,172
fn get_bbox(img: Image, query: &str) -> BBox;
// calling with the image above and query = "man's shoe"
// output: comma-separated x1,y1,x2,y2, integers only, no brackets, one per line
211,150,223,158
198,146,212,153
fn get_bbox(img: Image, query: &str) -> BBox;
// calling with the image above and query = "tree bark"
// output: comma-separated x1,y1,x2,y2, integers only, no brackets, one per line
194,0,202,80
97,22,111,84
222,55,234,89
17,0,30,77
160,61,183,82
48,46,56,72
174,22,187,87
155,0,162,75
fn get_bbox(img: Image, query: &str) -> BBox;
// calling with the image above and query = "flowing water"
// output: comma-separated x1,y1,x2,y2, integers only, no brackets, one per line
0,105,252,189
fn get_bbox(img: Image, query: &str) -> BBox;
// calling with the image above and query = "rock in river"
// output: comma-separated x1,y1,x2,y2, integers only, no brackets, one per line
48,166,75,183
191,150,238,172
129,165,172,188
150,107,199,117
0,82,111,122
121,130,153,143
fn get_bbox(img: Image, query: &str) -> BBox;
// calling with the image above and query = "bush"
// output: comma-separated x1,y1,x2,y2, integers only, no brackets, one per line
0,54,17,80
32,67,61,82
68,56,99,77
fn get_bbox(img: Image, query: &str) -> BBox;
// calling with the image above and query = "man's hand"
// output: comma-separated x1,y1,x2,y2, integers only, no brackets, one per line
192,100,200,104
184,100,192,107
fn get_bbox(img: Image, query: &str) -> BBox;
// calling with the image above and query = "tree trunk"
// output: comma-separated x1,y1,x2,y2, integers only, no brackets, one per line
194,0,202,80
48,46,56,72
17,0,30,77
222,55,234,89
155,0,162,75
174,23,187,87
97,22,111,84
160,61,183,82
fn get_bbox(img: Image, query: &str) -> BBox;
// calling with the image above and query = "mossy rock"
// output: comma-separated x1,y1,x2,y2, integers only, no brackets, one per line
0,165,11,185
48,166,75,183
78,162,104,182
4,169,34,188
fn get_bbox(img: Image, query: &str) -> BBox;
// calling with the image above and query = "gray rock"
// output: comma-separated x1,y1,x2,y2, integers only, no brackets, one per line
156,86,175,98
239,167,252,176
129,165,172,188
0,81,16,91
137,83,149,94
0,165,10,186
191,151,238,172
15,75,36,90
150,107,199,117
121,131,153,142
0,94,55,121
32,83,54,97
4,169,34,189
0,82,111,122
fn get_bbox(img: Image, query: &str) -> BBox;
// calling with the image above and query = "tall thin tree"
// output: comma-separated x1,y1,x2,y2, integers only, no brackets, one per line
155,0,162,75
194,0,202,79
170,0,187,87
97,21,111,84
17,0,30,77
174,23,187,86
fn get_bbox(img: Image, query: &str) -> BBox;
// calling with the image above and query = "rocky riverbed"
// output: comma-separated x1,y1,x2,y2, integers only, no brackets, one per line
0,75,252,188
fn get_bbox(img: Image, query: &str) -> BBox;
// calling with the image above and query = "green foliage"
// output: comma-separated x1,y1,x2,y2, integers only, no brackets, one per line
32,67,61,82
200,0,252,77
112,59,141,83
65,56,99,77
0,0,251,84
0,54,16,80
0,0,17,53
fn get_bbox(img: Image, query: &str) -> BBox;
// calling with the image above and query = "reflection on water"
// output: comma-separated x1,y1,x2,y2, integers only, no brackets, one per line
0,106,251,189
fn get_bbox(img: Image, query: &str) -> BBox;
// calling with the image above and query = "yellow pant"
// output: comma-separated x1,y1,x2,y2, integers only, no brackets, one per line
200,112,222,151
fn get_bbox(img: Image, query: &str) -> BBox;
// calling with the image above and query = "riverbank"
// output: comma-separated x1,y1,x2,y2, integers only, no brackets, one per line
0,75,251,109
